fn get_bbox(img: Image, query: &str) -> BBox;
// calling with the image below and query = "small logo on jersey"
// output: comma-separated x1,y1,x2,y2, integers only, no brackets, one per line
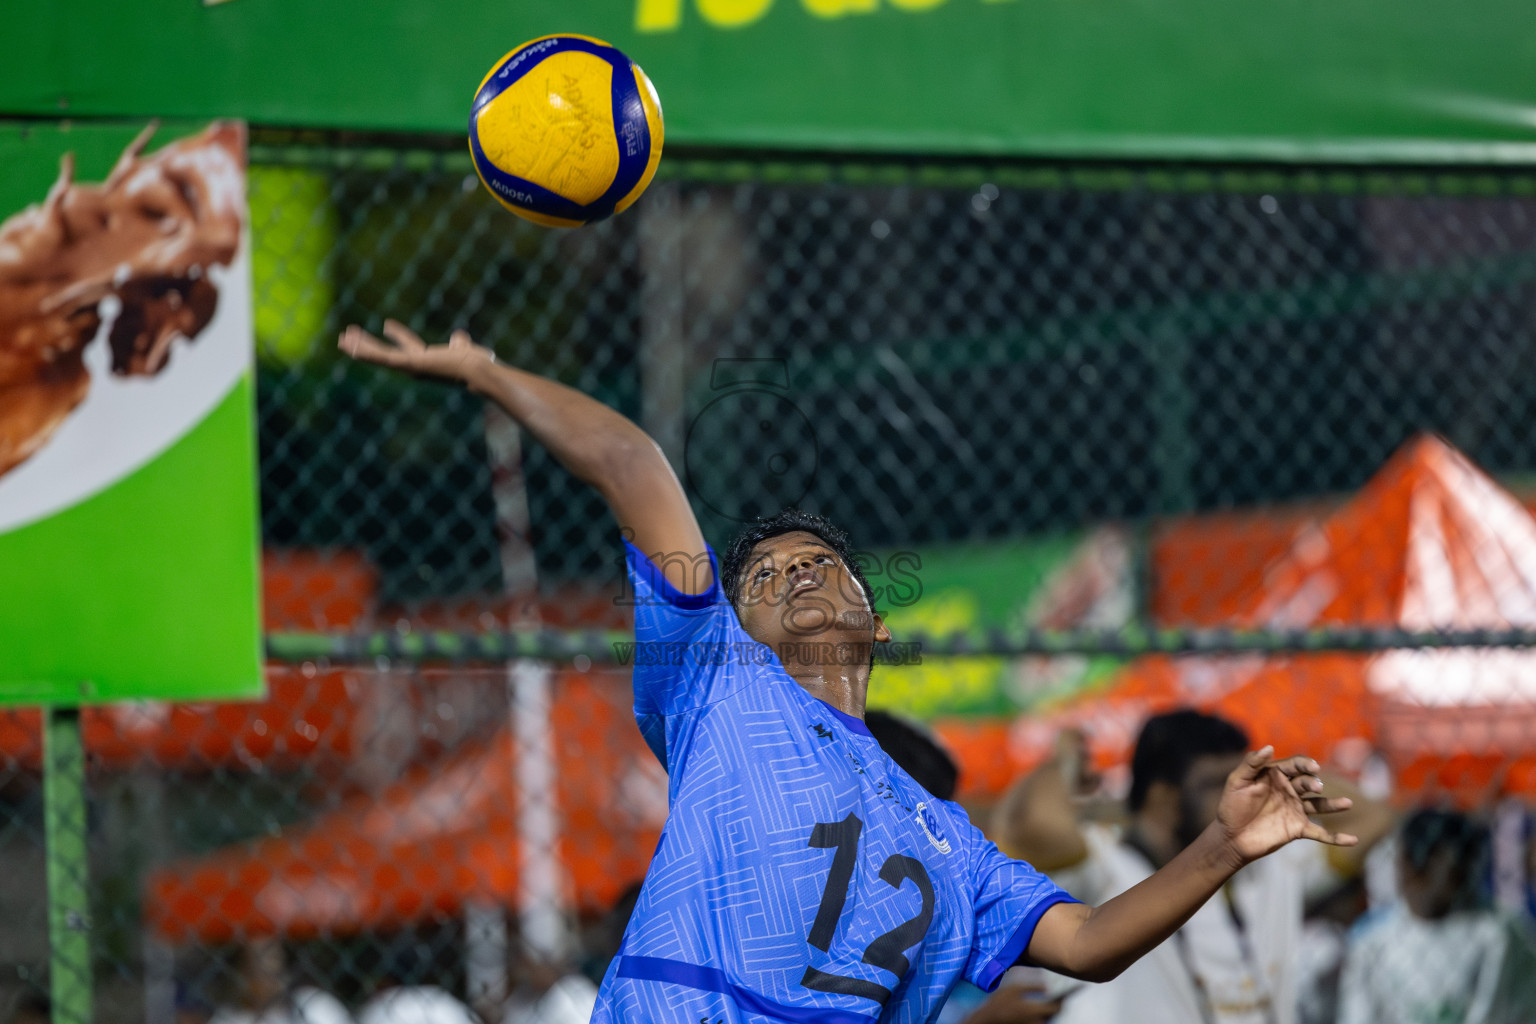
915,802,951,855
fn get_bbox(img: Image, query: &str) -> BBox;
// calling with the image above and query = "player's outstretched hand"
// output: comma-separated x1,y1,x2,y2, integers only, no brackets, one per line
1216,747,1358,864
339,320,493,383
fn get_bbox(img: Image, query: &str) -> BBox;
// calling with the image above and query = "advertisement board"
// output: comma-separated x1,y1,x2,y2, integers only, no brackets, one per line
0,121,262,704
4,0,1536,161
874,528,1134,719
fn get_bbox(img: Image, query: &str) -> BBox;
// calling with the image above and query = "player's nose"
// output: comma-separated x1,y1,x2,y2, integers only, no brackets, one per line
789,552,819,573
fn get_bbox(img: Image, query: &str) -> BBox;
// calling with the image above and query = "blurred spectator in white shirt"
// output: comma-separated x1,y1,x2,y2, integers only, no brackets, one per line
359,986,477,1024
990,712,1393,1024
1339,809,1536,1024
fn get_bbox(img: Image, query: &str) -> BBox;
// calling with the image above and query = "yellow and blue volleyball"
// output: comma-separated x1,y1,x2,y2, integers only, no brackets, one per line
469,35,664,228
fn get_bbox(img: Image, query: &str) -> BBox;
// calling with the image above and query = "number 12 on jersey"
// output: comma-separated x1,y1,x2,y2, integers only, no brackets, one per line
799,812,936,1006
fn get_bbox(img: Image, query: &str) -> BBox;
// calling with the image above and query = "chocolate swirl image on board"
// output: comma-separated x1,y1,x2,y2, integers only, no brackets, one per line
0,121,244,479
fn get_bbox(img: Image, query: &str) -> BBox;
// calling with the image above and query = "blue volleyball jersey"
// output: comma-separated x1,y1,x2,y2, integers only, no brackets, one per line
593,540,1078,1024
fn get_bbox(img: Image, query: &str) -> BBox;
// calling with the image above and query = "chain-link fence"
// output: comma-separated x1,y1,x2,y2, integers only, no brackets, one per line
251,145,1536,594
5,131,1536,1024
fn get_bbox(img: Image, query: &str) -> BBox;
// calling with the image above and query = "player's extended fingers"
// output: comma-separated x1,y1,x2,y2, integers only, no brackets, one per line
1289,771,1325,800
1233,746,1275,783
1301,821,1359,847
1270,755,1321,778
1300,796,1354,816
338,326,407,366
381,318,428,352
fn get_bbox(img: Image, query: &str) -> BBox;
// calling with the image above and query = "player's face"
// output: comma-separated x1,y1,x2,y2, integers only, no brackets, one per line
733,531,890,664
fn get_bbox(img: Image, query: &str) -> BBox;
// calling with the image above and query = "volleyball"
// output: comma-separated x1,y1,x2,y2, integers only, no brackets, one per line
468,35,664,228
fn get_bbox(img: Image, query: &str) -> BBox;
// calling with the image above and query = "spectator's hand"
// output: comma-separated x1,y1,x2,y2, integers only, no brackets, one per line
990,730,1095,871
1052,728,1100,800
340,321,494,384
964,984,1063,1023
1218,747,1358,864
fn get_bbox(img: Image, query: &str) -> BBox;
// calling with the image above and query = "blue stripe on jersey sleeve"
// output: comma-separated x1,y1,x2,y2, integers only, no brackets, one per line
974,891,1082,991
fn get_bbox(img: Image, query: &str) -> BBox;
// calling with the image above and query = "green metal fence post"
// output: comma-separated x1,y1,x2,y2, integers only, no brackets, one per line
44,705,91,1024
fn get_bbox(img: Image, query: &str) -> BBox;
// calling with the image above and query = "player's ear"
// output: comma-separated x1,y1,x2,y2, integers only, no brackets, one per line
872,611,892,644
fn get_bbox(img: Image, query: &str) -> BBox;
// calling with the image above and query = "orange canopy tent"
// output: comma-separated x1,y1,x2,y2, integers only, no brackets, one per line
997,435,1536,805
145,673,666,943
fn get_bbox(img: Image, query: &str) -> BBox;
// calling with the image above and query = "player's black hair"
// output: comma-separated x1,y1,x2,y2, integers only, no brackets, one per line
720,508,876,610
866,709,959,801
1401,808,1490,905
1127,709,1249,813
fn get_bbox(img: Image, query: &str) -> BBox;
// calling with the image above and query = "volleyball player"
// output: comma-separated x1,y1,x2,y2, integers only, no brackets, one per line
341,321,1358,1024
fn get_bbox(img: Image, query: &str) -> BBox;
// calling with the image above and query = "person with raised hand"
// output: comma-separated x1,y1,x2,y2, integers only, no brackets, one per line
994,710,1393,1024
341,324,1362,1024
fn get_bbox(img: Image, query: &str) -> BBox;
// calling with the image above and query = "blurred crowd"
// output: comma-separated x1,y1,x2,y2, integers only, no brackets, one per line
942,710,1536,1024
10,708,1536,1024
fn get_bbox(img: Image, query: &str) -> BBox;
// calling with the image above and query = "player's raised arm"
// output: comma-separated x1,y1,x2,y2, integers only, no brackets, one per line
1022,747,1357,982
339,321,710,594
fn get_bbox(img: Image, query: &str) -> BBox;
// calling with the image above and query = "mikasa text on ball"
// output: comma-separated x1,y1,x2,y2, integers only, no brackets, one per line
469,35,664,228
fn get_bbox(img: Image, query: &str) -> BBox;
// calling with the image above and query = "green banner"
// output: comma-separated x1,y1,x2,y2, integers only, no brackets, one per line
0,122,263,705
5,0,1536,161
869,529,1133,718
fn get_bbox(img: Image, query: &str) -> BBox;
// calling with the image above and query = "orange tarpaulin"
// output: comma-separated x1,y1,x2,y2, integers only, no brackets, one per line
145,672,666,942
998,435,1536,806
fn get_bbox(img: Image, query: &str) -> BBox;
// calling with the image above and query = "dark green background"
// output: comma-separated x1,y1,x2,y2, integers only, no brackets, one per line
5,0,1535,160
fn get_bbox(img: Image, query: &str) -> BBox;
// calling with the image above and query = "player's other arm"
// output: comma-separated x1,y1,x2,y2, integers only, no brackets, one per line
339,321,710,594
1023,747,1356,983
